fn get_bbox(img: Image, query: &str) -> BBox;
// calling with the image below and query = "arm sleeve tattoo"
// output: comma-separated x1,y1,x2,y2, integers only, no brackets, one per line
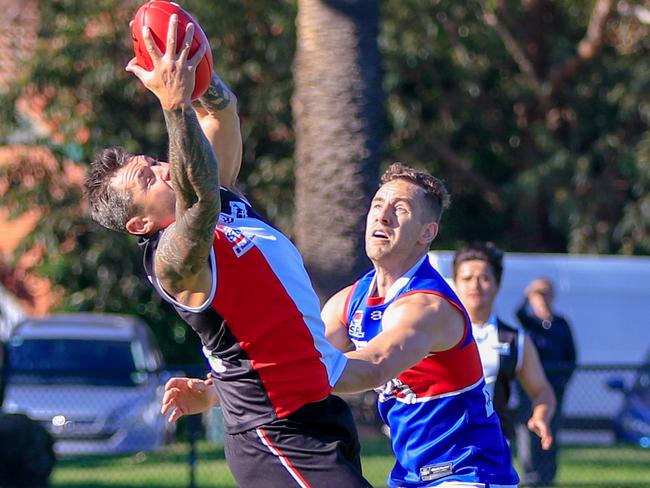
156,106,221,290
196,73,234,114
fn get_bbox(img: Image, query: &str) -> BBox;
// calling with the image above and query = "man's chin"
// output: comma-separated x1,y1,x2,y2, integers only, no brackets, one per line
366,245,389,262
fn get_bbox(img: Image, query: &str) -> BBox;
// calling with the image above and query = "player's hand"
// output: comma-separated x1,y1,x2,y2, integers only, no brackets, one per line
527,416,553,450
160,376,219,423
125,13,207,110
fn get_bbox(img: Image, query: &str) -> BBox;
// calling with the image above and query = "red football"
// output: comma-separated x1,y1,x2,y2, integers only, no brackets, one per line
131,1,213,100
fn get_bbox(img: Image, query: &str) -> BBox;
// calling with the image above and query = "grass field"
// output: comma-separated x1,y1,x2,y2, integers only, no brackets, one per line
51,440,650,487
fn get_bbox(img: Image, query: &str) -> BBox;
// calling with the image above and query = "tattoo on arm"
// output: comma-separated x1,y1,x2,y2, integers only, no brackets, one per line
197,73,233,113
157,107,220,291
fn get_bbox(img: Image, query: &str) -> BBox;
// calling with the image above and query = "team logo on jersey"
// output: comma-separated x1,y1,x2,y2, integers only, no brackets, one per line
420,463,453,482
204,348,227,375
494,342,511,355
217,224,255,257
229,201,248,219
369,310,383,321
377,377,416,403
349,311,364,339
219,213,235,225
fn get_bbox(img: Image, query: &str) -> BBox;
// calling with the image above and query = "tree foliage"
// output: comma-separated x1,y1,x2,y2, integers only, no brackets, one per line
381,0,650,253
0,0,647,361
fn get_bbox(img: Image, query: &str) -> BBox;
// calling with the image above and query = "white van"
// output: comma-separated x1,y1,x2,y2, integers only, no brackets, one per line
428,251,650,438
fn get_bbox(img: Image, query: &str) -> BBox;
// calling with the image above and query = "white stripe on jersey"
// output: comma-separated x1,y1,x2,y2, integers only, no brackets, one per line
394,377,485,404
151,247,217,312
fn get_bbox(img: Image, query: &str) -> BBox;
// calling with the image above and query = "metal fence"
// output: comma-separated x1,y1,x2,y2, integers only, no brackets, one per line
1,364,648,487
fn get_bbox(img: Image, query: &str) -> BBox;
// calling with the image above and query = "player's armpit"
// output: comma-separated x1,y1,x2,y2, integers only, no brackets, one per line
155,221,215,298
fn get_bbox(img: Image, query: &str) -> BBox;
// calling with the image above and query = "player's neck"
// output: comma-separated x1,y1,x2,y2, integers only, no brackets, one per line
372,252,425,297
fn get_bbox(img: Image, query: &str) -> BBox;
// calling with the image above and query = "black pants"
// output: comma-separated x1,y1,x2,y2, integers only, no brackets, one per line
224,395,372,487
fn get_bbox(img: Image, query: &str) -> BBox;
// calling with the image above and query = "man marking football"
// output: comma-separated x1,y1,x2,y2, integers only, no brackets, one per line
165,164,521,487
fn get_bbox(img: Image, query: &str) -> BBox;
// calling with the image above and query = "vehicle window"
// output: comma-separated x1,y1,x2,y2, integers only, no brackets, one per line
130,340,147,372
7,338,139,386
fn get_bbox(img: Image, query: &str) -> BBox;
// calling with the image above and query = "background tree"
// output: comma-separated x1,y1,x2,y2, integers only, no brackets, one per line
293,0,383,300
381,0,649,253
0,0,298,363
0,0,647,363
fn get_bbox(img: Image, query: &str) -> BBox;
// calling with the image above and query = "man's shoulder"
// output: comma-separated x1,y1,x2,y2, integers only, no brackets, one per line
388,292,463,325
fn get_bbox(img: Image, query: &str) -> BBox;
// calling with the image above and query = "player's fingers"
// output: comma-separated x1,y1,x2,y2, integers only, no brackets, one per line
125,57,147,77
161,390,182,414
165,14,179,59
188,41,206,70
164,377,190,390
177,22,194,65
161,397,177,416
541,432,554,450
188,379,207,392
538,423,553,450
142,25,163,60
129,20,134,28
162,386,181,405
168,407,186,423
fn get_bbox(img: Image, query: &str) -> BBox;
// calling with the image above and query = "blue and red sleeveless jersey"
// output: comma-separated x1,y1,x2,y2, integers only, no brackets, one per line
345,256,519,487
141,188,347,434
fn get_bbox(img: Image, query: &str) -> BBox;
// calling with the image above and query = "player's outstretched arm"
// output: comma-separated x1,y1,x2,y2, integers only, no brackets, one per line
518,335,557,450
193,73,242,188
334,294,465,393
127,16,220,296
161,377,220,423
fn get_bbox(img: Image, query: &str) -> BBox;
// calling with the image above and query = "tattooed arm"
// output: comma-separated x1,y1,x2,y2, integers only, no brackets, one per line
193,73,242,188
126,16,220,301
156,105,220,297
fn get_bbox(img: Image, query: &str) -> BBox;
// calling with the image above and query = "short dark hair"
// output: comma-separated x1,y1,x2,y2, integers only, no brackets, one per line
380,162,450,222
84,147,135,233
452,242,504,285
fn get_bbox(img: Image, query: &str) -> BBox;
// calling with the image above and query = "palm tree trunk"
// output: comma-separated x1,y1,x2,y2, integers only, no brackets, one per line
293,0,383,302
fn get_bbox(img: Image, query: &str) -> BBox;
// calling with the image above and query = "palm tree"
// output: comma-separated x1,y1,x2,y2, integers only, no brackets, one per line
293,0,383,301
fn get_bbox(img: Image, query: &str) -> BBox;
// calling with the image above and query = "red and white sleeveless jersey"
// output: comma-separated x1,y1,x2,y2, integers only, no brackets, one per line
141,188,347,433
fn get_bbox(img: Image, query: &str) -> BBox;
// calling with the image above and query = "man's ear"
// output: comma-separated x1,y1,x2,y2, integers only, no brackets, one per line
125,215,154,236
420,222,438,245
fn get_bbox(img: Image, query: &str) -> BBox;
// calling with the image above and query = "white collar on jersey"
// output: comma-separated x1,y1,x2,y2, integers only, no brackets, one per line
472,312,498,341
369,254,428,303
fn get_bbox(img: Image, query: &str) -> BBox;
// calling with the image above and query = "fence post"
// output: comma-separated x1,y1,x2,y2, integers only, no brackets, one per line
187,414,202,488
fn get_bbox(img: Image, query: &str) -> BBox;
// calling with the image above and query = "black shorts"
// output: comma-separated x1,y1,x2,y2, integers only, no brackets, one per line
224,395,372,487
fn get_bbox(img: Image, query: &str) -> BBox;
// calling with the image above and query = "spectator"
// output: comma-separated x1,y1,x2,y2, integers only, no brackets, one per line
516,277,577,487
452,243,555,448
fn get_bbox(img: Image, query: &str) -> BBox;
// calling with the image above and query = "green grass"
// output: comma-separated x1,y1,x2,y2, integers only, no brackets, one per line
51,441,650,487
